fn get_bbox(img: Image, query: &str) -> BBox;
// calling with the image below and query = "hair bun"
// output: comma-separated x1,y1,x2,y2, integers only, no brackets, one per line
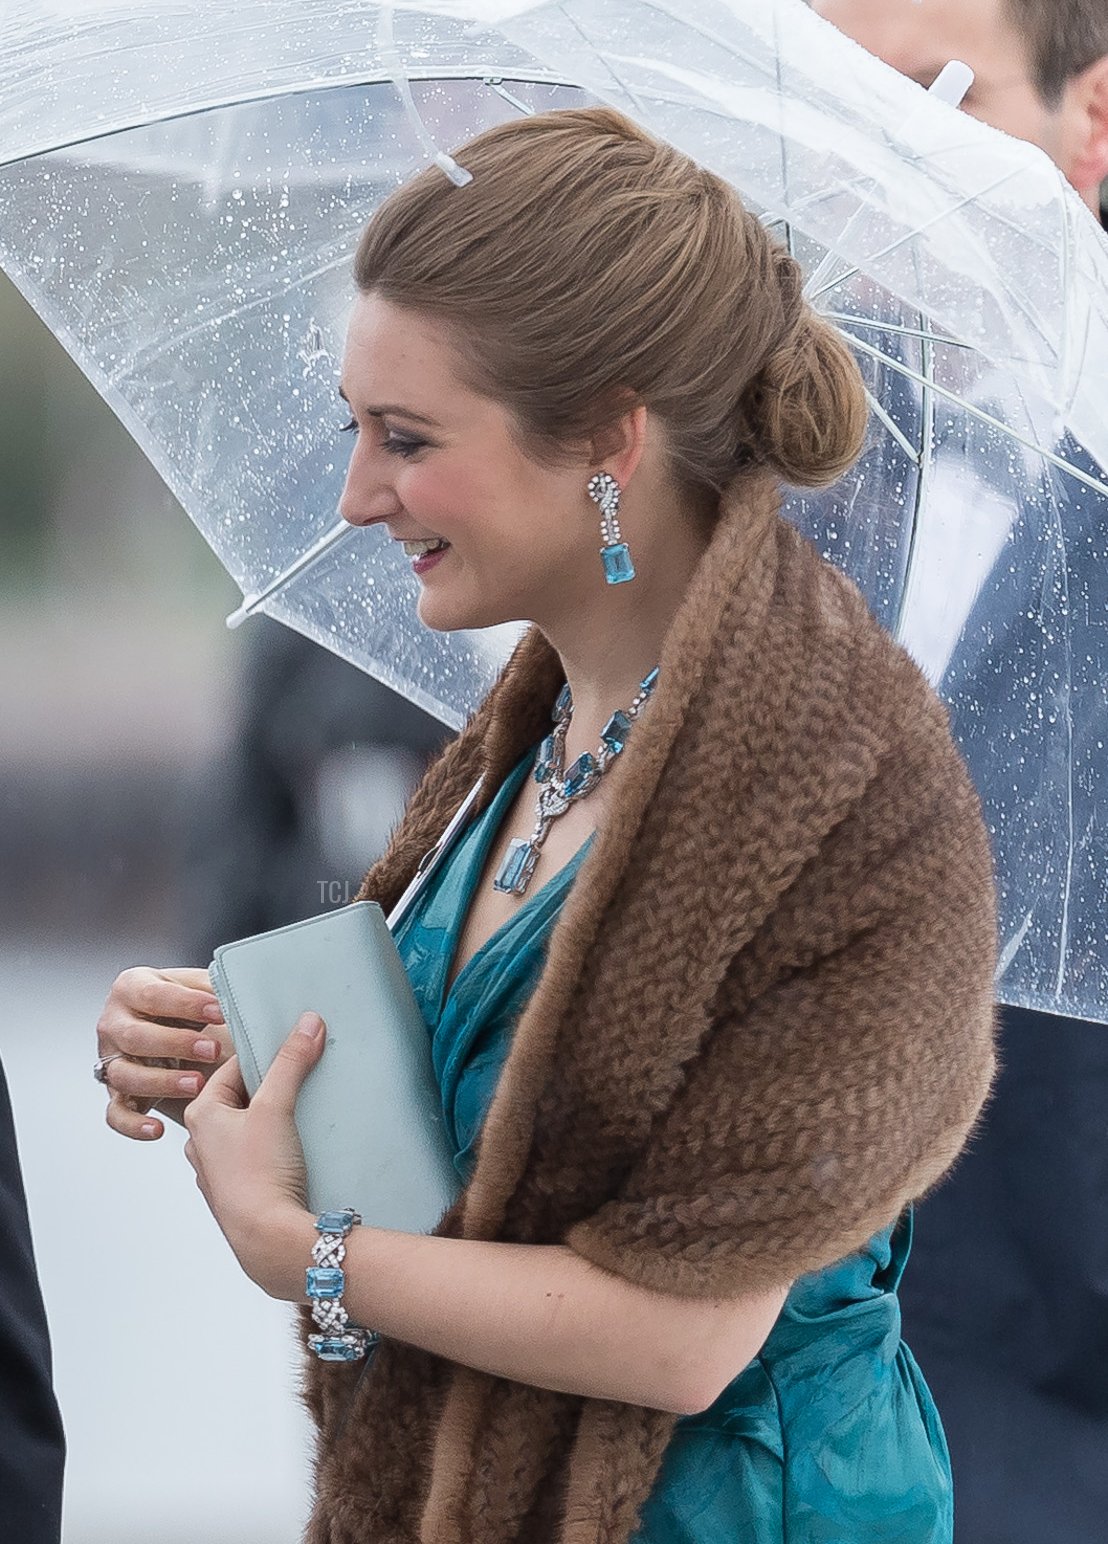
742,307,869,491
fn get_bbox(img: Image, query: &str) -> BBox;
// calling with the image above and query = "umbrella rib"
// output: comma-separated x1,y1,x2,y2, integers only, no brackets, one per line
585,8,931,240
844,332,1108,499
810,184,1062,364
120,246,356,374
995,907,1036,985
482,79,538,116
560,9,655,116
1054,193,1095,426
823,312,970,350
801,71,975,304
1057,182,1075,410
636,0,782,81
377,6,472,186
0,67,579,170
805,163,1024,305
225,517,355,629
829,310,1077,372
771,4,793,271
1038,477,1078,999
892,300,937,642
860,385,921,466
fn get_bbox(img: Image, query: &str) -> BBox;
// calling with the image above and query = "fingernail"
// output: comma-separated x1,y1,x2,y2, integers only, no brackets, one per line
202,1002,224,1022
178,1073,201,1094
141,1122,159,1138
297,1011,324,1039
193,1039,217,1061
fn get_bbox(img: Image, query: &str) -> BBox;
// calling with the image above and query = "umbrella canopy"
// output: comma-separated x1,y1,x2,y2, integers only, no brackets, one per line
2,0,1106,1020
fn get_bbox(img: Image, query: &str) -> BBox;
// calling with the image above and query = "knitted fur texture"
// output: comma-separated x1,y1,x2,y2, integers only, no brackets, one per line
299,474,998,1543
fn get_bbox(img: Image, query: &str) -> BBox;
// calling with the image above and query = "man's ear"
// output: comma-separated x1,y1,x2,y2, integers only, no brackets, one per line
1063,54,1108,203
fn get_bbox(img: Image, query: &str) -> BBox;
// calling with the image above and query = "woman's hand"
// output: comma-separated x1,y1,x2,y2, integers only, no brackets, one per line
96,966,232,1140
182,1013,325,1299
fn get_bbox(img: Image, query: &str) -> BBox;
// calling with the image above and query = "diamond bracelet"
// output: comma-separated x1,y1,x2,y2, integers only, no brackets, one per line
305,1208,379,1363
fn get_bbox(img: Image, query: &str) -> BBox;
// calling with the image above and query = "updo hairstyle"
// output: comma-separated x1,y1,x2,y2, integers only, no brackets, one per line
354,106,867,499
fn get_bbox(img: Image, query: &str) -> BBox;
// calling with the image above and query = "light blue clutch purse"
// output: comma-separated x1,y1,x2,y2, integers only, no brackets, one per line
208,900,460,1230
207,778,485,1231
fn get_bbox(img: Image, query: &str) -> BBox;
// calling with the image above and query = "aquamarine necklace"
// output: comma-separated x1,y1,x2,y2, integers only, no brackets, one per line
492,666,660,897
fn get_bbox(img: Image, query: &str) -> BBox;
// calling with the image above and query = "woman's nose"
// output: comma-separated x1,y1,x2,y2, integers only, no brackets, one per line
340,497,389,529
339,457,401,529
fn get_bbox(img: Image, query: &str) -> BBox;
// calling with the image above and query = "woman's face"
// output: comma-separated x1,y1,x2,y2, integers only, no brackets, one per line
338,291,604,634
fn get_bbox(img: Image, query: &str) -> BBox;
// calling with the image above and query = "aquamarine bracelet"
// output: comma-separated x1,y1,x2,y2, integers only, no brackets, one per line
305,1208,378,1362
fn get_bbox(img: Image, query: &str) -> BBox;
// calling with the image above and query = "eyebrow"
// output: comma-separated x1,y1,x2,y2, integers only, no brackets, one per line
337,384,442,429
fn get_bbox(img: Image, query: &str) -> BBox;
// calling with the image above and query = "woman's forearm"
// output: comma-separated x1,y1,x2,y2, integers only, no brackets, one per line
271,1211,781,1415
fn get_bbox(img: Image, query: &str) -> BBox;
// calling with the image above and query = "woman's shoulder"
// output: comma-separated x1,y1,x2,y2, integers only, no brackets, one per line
759,517,992,901
774,516,963,752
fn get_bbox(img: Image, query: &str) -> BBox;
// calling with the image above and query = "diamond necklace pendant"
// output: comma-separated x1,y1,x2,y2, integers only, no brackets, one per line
492,667,659,897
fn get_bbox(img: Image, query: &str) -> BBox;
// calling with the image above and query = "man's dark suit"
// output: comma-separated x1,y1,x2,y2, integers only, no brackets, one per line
900,442,1108,1542
0,1060,64,1542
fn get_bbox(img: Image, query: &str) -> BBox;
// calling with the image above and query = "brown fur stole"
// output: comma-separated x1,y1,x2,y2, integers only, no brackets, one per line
300,474,997,1543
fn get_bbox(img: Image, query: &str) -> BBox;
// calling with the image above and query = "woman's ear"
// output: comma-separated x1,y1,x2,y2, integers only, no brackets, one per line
588,398,649,488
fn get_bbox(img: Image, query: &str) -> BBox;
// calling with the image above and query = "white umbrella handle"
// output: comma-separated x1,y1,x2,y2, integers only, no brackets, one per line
928,61,975,109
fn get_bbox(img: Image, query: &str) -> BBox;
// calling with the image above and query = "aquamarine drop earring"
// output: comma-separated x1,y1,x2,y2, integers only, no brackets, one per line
587,471,636,585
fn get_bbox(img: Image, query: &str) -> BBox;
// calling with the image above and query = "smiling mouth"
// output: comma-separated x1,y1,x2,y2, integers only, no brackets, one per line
402,538,450,557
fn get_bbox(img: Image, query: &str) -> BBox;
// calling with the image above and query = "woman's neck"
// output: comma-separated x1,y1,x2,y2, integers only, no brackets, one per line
536,497,715,763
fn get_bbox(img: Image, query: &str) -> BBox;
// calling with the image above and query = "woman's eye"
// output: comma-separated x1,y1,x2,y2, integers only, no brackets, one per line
385,435,429,457
338,415,425,457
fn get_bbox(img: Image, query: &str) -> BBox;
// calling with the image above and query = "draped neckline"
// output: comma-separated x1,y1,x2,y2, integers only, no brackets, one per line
407,745,595,1023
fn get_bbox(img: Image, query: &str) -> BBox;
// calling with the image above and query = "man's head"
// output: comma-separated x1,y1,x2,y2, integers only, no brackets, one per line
813,0,1108,210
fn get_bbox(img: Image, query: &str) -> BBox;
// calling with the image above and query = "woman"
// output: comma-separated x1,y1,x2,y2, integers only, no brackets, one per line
95,108,997,1542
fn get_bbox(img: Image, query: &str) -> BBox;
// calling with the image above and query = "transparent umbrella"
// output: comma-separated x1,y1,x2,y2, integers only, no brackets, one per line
1,0,1106,1020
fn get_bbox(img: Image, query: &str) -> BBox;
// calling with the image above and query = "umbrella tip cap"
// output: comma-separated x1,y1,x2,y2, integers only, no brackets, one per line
929,60,974,109
434,152,473,188
226,596,258,629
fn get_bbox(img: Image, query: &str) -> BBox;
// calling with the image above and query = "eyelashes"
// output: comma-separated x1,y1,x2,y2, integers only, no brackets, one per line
339,417,426,458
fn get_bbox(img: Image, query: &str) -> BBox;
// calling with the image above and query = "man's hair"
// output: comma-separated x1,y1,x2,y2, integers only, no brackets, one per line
1007,0,1108,106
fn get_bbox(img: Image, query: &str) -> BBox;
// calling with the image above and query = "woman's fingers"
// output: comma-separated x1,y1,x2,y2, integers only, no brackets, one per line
96,966,231,1065
105,1090,164,1142
97,966,233,1143
102,1056,209,1103
112,965,225,1029
98,1015,227,1064
160,967,220,994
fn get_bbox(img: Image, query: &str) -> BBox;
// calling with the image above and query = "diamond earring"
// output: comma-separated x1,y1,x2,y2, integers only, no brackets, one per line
587,471,636,585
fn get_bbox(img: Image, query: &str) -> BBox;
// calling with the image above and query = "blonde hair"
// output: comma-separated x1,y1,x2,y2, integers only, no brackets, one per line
354,106,867,498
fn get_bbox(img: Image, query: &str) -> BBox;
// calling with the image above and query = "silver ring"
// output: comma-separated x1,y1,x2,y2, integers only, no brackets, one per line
93,1052,126,1085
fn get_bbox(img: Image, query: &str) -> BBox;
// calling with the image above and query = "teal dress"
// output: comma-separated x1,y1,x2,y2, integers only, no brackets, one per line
393,749,955,1542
